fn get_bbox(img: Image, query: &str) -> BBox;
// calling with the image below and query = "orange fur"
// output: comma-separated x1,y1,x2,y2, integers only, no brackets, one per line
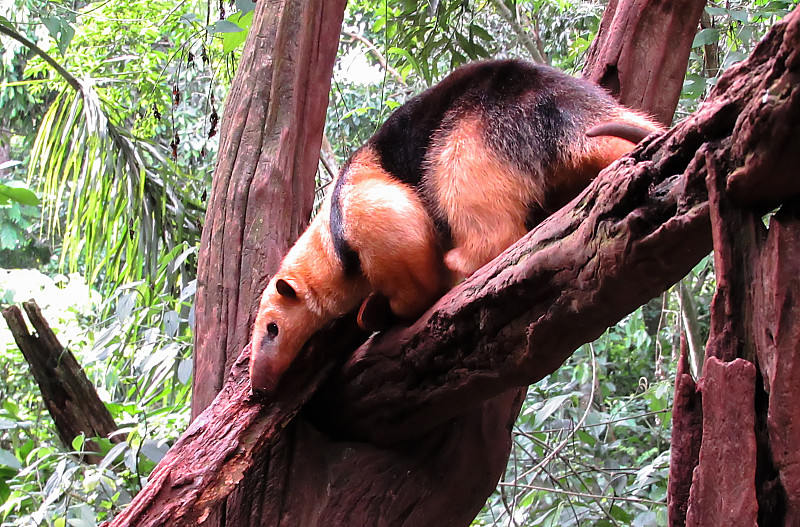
249,197,370,392
250,148,448,393
250,62,665,394
342,149,449,319
548,112,660,208
425,115,542,277
426,109,661,278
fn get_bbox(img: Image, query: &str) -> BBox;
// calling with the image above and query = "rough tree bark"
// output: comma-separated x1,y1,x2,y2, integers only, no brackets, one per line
104,7,800,526
754,207,800,526
582,0,707,124
665,10,800,523
188,0,347,525
666,27,800,519
2,300,120,464
191,0,346,417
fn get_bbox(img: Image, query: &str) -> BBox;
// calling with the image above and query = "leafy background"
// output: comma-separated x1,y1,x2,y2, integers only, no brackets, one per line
0,0,795,525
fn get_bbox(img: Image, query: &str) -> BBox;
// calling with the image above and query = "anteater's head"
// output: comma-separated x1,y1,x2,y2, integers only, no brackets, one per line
249,275,323,395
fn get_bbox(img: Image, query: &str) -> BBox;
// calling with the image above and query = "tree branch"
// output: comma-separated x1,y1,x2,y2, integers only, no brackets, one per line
487,0,547,64
0,22,83,93
308,7,800,444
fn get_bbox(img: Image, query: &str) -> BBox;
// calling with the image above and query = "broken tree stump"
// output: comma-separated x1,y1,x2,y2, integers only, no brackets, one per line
2,300,119,464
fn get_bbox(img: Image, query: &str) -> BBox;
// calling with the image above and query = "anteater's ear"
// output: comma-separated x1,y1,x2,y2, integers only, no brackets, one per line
275,278,298,299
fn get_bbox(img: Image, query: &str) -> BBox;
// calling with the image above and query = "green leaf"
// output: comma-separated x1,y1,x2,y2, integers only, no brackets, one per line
705,6,729,16
0,448,20,469
178,358,193,384
221,11,254,53
387,47,421,77
71,433,86,452
179,279,197,302
682,73,707,99
692,27,720,47
42,16,75,54
0,160,21,171
728,9,750,23
0,418,16,430
534,394,571,427
116,292,136,322
235,0,257,15
0,181,40,206
609,504,633,522
0,224,17,249
469,23,493,43
208,19,245,34
723,51,748,68
705,6,749,23
163,310,179,337
180,13,201,23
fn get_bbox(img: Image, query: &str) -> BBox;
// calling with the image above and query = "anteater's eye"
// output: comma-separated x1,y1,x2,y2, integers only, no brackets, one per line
267,322,279,338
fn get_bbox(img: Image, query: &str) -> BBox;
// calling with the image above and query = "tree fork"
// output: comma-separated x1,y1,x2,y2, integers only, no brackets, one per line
106,9,800,525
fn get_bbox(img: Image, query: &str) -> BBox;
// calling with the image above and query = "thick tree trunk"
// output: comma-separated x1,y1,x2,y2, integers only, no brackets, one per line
191,0,346,417
665,11,800,525
583,0,707,125
189,0,346,525
2,300,120,464
106,8,800,525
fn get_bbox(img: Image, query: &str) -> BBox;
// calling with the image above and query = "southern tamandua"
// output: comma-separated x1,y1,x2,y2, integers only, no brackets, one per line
250,59,663,394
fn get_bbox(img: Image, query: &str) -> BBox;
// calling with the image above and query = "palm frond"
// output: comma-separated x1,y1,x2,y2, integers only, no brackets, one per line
29,81,204,290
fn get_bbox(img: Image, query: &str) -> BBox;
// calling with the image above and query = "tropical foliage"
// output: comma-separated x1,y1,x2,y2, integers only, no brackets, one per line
0,0,796,525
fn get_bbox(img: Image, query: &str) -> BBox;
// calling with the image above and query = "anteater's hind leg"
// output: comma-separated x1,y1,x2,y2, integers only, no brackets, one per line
426,116,540,278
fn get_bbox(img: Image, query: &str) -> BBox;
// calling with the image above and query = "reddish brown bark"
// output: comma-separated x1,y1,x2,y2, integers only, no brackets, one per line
188,1,347,525
2,300,119,464
192,0,347,417
753,206,800,525
704,150,761,364
105,315,367,526
665,11,800,525
684,357,758,527
667,338,703,527
583,0,707,125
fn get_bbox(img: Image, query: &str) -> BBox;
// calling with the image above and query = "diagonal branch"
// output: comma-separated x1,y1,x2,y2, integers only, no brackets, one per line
307,7,800,444
0,21,82,93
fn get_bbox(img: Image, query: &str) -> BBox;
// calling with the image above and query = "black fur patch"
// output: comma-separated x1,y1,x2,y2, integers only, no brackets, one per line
330,158,361,276
367,59,620,232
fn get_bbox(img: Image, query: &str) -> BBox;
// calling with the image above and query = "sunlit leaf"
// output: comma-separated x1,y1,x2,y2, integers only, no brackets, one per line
0,181,40,206
222,11,254,53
